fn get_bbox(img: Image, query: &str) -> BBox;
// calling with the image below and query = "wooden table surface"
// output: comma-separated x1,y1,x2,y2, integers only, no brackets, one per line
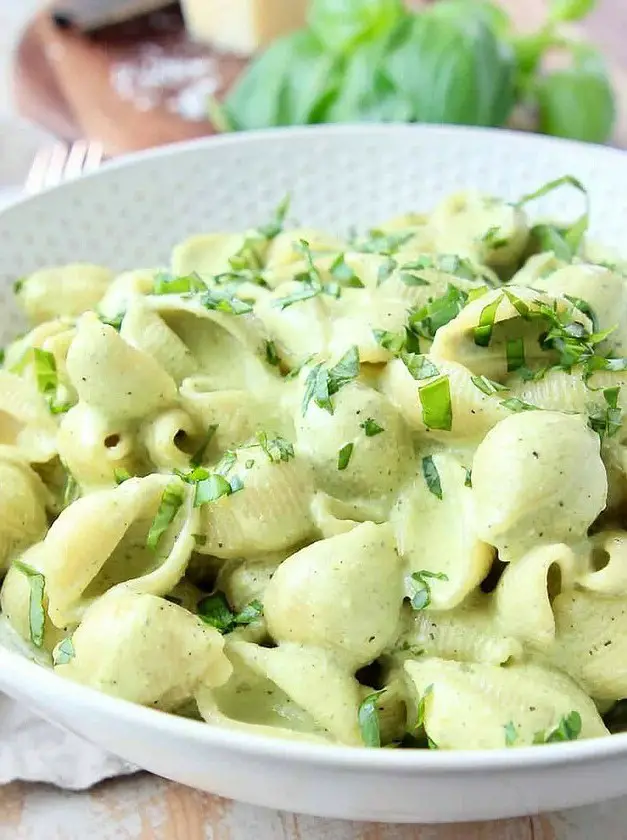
3,1,627,838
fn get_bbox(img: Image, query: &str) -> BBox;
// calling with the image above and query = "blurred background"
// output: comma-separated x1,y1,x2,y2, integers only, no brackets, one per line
0,0,624,176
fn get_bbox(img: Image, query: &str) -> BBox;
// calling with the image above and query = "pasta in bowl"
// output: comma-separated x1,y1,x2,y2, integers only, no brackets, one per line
2,169,627,755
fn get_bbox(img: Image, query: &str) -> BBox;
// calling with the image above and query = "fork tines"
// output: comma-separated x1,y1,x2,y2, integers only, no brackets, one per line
25,141,104,194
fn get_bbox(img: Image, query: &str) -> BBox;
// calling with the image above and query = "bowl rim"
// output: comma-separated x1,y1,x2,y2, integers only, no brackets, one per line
1,122,626,771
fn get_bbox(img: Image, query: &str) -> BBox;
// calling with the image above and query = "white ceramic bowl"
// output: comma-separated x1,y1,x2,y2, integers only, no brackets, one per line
1,125,627,823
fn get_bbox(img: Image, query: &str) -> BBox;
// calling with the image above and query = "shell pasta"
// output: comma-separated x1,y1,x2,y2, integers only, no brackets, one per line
4,177,627,750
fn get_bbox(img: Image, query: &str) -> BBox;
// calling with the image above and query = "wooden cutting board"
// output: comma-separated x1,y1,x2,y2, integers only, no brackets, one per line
13,0,627,157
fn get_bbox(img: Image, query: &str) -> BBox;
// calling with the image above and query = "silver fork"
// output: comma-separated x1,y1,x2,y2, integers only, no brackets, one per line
25,141,104,194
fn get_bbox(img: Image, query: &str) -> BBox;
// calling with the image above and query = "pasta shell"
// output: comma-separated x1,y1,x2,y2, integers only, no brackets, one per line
16,264,112,326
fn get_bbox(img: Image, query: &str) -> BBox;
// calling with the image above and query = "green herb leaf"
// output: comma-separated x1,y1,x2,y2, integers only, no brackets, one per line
98,311,125,331
410,570,449,611
500,397,538,412
352,229,415,256
588,386,622,439
62,471,80,508
153,271,206,295
474,293,503,347
464,467,472,488
419,376,452,431
255,431,295,463
53,637,75,666
274,285,322,310
337,442,354,470
194,473,233,507
190,425,219,468
114,468,132,485
516,176,589,257
506,337,526,372
401,352,439,381
309,0,406,53
400,271,430,287
481,225,509,249
330,253,365,288
422,455,442,500
198,592,264,633
563,295,599,333
534,711,582,744
549,0,596,25
377,257,398,286
415,684,433,730
358,689,386,748
373,328,406,355
504,721,518,746
360,418,384,437
328,346,360,392
13,560,46,647
256,195,291,240
147,482,185,550
32,348,71,415
201,289,254,315
264,340,281,366
471,375,509,396
302,347,360,415
409,285,469,339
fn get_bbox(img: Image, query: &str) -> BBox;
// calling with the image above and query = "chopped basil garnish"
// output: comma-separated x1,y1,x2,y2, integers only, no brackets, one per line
274,240,343,310
481,226,509,250
410,570,449,611
216,450,237,476
471,375,509,396
198,591,263,634
419,376,452,431
153,271,206,295
62,471,80,508
53,637,75,666
358,689,386,748
330,254,364,288
474,294,503,347
516,176,589,259
98,311,125,331
274,286,322,310
201,288,254,315
33,348,71,415
337,442,354,471
401,352,439,381
504,721,518,746
302,346,360,416
13,277,25,294
414,684,433,731
500,397,538,412
114,468,132,484
464,468,472,488
190,425,219,468
255,431,295,463
256,195,290,241
194,473,233,507
506,337,526,372
13,560,45,648
264,340,280,366
533,711,582,744
351,229,415,256
588,387,622,439
284,354,316,381
422,456,442,500
399,271,430,287
146,482,185,550
563,295,599,333
409,285,469,340
360,418,384,437
377,257,397,286
373,328,406,356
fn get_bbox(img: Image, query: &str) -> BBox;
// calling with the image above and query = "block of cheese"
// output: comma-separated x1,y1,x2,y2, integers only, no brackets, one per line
180,0,309,56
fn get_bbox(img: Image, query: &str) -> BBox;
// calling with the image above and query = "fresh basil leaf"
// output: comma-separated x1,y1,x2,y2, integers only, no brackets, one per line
563,295,599,333
153,271,206,295
302,364,331,415
147,482,185,550
352,229,415,256
401,352,439,381
201,289,254,315
500,397,538,412
62,471,80,508
358,689,386,748
328,346,360,393
549,0,596,23
504,721,518,746
373,328,406,355
53,637,75,666
256,195,291,240
529,224,574,261
517,175,589,257
33,348,70,415
517,174,588,208
194,473,233,507
255,431,295,463
114,468,132,485
474,293,503,347
535,711,582,744
309,0,406,53
414,684,433,731
224,30,343,130
422,455,442,500
506,337,526,372
464,467,472,488
98,311,125,331
329,254,364,288
400,271,430,287
481,225,509,249
234,599,264,626
13,560,46,648
190,425,219,468
337,442,354,470
377,257,398,286
471,375,509,396
410,570,449,611
588,386,622,439
386,6,516,127
410,284,469,339
264,340,281,367
198,592,235,633
274,286,322,310
419,376,452,431
360,418,384,437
